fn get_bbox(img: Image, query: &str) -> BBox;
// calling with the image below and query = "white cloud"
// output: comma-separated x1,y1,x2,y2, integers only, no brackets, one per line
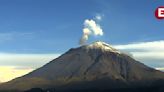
130,52,164,60
0,53,60,68
0,53,60,82
114,40,164,51
114,40,164,59
113,40,164,68
0,66,33,82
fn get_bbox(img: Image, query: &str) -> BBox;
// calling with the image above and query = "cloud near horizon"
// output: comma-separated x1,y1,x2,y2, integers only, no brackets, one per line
114,40,164,60
0,66,33,82
0,53,60,82
114,40,164,70
0,53,60,68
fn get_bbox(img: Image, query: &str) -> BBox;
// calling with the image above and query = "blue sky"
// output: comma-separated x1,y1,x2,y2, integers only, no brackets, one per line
0,0,163,53
0,0,164,82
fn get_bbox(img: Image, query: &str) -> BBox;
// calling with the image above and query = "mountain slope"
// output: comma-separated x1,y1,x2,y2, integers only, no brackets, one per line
0,41,164,91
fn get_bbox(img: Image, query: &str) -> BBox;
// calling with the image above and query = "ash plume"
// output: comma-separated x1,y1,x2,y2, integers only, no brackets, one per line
79,17,104,45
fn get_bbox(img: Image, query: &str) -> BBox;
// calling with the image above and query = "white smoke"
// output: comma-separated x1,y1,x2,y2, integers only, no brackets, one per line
95,14,103,21
80,18,104,45
95,15,102,21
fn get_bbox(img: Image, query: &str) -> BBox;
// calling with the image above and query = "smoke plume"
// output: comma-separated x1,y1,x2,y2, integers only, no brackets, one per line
79,19,103,45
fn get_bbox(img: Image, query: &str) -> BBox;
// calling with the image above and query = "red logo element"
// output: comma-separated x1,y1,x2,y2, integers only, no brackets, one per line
155,6,164,19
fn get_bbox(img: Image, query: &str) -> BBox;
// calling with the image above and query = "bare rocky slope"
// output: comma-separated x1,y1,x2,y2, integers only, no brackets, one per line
0,41,164,92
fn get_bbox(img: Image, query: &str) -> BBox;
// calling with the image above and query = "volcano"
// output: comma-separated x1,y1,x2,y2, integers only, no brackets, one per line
0,41,164,92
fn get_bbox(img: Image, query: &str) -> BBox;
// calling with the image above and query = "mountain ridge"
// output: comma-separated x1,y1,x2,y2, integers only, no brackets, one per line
0,41,164,91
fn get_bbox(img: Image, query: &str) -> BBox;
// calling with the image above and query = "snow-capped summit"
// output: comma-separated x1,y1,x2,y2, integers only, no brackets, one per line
85,41,121,54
